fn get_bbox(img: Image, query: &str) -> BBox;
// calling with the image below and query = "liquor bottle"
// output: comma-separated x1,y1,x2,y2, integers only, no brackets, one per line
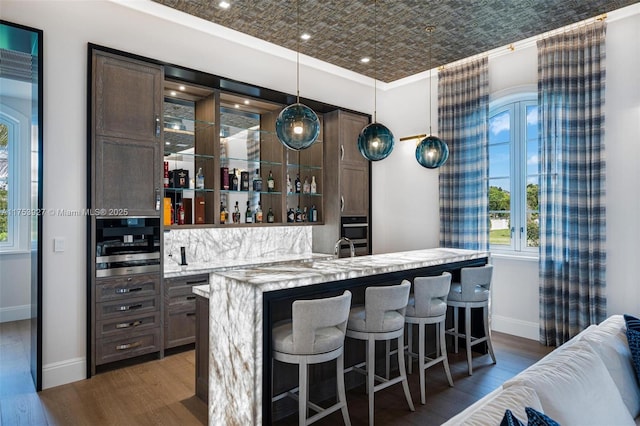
220,167,229,190
309,204,317,222
295,205,302,222
232,201,240,223
310,176,317,194
303,176,310,194
302,206,308,222
196,167,205,189
245,201,253,223
255,202,263,223
287,207,295,223
231,169,239,191
170,205,175,225
178,203,185,225
295,174,301,193
252,169,263,192
219,201,226,224
241,170,249,191
164,161,169,188
267,207,275,223
287,174,292,194
267,170,275,192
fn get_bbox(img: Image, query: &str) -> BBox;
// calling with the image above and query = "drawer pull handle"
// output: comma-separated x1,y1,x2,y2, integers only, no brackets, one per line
186,296,196,300
186,280,208,285
116,341,142,351
118,303,143,311
186,312,196,317
115,320,142,329
115,287,142,294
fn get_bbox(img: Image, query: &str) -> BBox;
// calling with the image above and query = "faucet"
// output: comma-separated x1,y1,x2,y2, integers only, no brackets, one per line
334,237,355,258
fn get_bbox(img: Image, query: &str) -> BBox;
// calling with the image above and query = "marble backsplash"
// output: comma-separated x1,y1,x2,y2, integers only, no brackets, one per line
163,226,312,264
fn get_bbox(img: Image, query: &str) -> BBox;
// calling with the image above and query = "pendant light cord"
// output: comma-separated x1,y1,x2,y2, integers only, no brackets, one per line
296,0,300,103
427,26,434,135
373,0,378,123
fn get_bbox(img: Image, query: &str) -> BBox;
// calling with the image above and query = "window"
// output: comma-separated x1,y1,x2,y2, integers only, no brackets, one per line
0,104,30,253
488,94,539,253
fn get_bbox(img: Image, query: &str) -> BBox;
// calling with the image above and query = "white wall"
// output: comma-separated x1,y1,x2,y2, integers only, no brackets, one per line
2,0,639,389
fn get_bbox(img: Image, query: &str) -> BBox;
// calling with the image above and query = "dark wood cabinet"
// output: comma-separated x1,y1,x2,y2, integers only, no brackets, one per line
92,50,163,216
313,110,370,254
164,274,209,350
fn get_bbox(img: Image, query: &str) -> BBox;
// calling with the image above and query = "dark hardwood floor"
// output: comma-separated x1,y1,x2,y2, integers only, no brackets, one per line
0,320,553,425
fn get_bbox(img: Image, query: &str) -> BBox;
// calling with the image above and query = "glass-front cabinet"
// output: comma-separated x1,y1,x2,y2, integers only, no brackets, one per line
162,81,324,228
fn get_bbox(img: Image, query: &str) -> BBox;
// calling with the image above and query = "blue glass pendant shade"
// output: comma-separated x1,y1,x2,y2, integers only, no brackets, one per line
415,135,449,168
357,122,395,161
275,103,321,151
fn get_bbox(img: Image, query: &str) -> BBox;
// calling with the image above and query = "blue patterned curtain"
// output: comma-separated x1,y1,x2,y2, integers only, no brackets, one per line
538,21,607,346
439,57,489,251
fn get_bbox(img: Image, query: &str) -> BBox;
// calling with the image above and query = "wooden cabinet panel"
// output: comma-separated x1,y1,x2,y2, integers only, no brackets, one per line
96,273,159,303
94,51,163,141
340,163,369,217
339,112,369,165
96,328,161,365
164,274,208,350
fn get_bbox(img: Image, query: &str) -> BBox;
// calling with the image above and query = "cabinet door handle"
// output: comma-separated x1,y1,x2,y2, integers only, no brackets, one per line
340,196,344,212
340,145,344,161
116,320,142,329
155,188,161,211
116,341,142,351
186,295,196,300
118,303,143,311
115,287,142,294
155,115,161,137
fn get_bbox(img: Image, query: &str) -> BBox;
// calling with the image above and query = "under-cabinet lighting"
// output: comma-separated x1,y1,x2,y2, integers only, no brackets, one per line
234,104,240,108
219,1,230,9
179,85,186,91
244,100,250,105
165,141,170,145
170,91,177,96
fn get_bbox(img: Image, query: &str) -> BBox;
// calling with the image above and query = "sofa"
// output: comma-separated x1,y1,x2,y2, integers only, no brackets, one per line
442,314,640,425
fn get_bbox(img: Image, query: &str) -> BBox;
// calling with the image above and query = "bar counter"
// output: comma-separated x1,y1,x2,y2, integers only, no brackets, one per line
194,247,489,425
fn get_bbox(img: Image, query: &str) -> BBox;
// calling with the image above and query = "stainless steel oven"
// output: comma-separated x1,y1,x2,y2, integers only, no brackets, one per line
95,217,161,277
340,216,369,256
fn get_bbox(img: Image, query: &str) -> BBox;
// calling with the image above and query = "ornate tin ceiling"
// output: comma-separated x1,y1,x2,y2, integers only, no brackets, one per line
153,0,638,82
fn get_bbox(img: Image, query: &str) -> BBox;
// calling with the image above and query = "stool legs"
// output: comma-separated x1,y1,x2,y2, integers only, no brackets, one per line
453,306,459,353
367,337,375,426
483,305,497,365
440,320,454,387
397,335,415,413
418,322,426,404
298,361,308,426
336,353,351,426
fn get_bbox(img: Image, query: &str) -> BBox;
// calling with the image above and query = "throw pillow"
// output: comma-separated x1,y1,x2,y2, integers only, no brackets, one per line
525,407,560,426
500,409,525,426
500,408,560,426
623,314,640,384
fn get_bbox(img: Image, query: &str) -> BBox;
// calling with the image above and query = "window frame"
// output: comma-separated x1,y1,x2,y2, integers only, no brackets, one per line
488,90,539,256
0,103,30,253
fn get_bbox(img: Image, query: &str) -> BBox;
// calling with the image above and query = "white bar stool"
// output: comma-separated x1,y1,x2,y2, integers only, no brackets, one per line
405,272,454,405
346,281,414,426
272,290,352,426
445,264,496,375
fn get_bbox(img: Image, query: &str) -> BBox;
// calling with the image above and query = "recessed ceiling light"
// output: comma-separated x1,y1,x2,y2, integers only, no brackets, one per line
219,1,230,9
360,57,371,63
170,90,177,96
300,33,311,41
179,85,186,91
244,100,250,105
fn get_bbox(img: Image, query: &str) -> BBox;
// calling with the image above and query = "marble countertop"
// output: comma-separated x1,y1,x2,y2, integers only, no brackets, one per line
194,248,488,297
165,252,335,279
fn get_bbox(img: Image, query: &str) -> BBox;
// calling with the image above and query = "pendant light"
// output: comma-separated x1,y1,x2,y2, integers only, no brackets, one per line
275,0,320,151
357,0,395,162
415,26,449,169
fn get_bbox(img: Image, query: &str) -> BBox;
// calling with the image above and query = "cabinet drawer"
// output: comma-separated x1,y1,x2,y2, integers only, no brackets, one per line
96,295,159,321
167,285,198,304
165,308,196,349
96,329,160,365
96,311,160,338
164,274,208,291
96,274,159,302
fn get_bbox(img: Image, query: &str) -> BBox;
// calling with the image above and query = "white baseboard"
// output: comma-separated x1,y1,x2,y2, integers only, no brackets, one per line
491,314,539,341
42,357,86,389
0,304,31,323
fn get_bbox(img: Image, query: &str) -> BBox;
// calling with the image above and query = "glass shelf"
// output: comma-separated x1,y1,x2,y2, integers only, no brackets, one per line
286,163,323,171
164,188,215,193
164,151,215,160
164,115,216,132
219,157,282,167
220,189,282,195
286,192,323,197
